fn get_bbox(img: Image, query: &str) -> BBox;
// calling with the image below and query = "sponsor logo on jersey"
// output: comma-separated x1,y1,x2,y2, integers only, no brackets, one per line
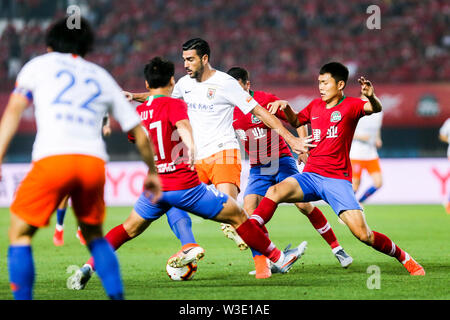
251,114,262,124
207,88,216,100
330,111,342,122
246,96,253,103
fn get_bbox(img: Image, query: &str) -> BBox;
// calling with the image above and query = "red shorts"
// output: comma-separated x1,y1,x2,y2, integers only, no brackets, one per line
11,154,106,227
194,149,241,190
351,158,382,180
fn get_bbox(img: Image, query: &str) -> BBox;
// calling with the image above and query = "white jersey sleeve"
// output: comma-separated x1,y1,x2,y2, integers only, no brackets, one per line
106,76,141,132
222,77,258,115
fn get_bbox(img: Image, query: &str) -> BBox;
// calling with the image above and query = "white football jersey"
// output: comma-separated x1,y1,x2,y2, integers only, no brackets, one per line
14,52,141,161
350,111,383,160
439,118,450,158
172,70,258,160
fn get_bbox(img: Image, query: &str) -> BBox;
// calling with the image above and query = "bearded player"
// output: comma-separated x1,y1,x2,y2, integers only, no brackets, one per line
124,38,311,252
68,57,308,290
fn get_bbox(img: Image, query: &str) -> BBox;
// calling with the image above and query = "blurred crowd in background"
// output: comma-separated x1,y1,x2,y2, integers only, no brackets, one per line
0,0,448,161
0,0,449,91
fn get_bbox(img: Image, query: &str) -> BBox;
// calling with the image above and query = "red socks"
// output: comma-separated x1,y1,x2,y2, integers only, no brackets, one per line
236,219,281,263
250,197,278,226
307,207,339,249
372,231,406,262
86,224,132,270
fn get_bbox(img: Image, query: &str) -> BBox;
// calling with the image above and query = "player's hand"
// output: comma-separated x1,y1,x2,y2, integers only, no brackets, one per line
143,173,162,203
376,138,383,148
267,100,289,115
288,135,316,155
123,91,134,102
358,76,374,98
298,152,309,164
102,125,112,137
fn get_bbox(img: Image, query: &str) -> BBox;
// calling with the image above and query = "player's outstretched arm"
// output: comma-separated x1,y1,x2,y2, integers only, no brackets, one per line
268,100,301,128
0,94,30,179
250,105,314,154
175,119,196,170
359,76,382,114
123,91,150,103
129,125,162,202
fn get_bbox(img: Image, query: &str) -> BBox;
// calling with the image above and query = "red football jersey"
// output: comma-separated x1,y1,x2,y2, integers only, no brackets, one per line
297,96,366,181
136,95,200,191
233,90,292,167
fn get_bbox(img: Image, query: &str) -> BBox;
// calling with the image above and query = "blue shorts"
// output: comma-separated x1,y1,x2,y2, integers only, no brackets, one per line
245,156,299,197
134,183,228,221
292,172,362,216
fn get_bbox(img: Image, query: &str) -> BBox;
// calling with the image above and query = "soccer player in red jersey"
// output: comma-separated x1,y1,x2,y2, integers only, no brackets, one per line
68,57,308,290
228,67,352,278
254,62,425,276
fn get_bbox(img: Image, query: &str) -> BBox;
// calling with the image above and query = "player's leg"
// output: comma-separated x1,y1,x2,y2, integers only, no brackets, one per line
244,193,272,278
53,195,70,246
295,202,353,268
67,155,125,298
339,209,424,275
166,207,196,246
358,159,382,203
321,176,424,276
213,193,306,273
213,149,248,250
250,175,307,227
8,213,38,300
69,191,164,290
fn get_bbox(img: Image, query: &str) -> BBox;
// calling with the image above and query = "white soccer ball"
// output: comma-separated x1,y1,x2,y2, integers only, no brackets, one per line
166,262,197,281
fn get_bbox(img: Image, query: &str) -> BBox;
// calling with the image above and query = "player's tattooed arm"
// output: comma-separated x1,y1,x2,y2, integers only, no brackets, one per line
358,77,382,114
123,91,150,103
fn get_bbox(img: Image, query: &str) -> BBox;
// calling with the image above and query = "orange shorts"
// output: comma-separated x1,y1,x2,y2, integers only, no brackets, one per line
11,154,106,227
194,149,241,190
351,158,381,180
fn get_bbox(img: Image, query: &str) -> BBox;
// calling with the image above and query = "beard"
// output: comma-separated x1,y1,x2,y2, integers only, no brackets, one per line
191,65,204,81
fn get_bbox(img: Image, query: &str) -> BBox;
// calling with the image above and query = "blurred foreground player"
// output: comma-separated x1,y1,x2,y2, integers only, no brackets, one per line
0,17,161,300
125,38,311,251
350,95,384,203
255,62,425,276
68,57,307,290
439,118,450,213
228,67,352,278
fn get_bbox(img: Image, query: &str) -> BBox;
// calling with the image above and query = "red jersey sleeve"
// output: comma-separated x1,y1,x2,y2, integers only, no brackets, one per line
352,98,367,120
297,100,315,125
168,99,189,125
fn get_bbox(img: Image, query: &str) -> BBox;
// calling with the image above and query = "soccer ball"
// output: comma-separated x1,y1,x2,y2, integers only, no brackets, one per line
166,262,197,281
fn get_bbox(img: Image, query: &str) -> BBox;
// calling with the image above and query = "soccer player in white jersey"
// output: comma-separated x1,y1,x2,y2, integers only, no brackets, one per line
439,118,450,213
125,38,311,252
0,17,161,300
350,94,384,203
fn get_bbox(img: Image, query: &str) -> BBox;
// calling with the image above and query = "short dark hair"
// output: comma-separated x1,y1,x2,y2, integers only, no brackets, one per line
227,67,250,83
319,62,349,87
182,38,211,61
144,57,175,88
45,17,94,57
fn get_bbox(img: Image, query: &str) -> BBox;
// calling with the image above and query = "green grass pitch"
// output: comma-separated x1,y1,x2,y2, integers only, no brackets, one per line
0,204,448,300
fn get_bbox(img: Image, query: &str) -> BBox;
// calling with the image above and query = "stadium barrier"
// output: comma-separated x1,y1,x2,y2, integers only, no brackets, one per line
0,158,448,207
